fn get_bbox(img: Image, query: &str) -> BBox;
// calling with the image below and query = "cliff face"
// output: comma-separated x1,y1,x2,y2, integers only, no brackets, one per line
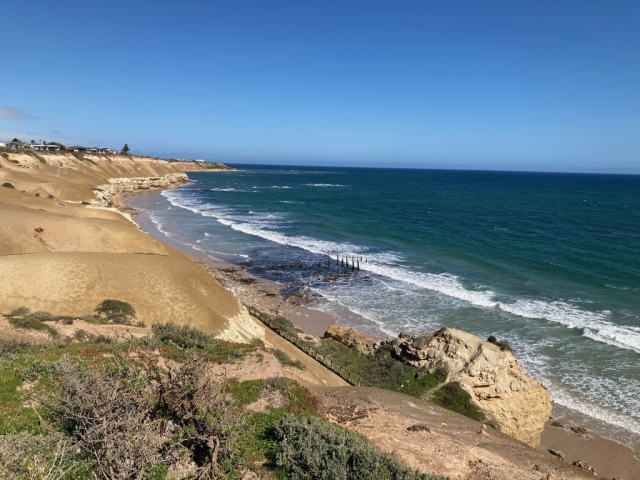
391,328,551,447
92,173,190,206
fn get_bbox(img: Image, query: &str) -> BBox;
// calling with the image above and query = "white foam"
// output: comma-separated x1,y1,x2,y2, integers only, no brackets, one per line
161,188,640,355
210,187,248,192
550,381,640,437
304,183,347,187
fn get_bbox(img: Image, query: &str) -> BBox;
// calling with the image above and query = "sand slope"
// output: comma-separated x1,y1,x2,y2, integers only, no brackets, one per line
0,152,262,342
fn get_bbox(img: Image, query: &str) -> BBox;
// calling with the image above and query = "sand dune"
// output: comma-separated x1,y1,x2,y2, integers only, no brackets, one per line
0,152,262,342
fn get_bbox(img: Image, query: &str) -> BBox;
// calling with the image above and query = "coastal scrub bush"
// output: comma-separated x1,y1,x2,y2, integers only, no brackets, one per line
270,348,305,369
431,382,485,422
2,182,14,189
8,316,58,337
273,414,445,480
0,432,89,479
487,335,513,352
317,340,439,397
94,299,136,324
9,306,31,317
269,315,299,334
152,321,212,349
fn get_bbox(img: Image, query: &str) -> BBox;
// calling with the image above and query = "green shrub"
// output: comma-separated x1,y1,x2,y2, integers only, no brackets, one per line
273,415,445,480
14,357,58,382
431,382,485,422
152,322,212,349
487,335,513,352
2,182,14,189
270,348,305,369
269,315,299,334
94,299,136,324
29,311,56,322
316,340,439,397
9,306,31,317
8,317,58,337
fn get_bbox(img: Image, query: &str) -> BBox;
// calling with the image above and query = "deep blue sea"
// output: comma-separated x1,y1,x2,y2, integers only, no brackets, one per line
128,165,640,448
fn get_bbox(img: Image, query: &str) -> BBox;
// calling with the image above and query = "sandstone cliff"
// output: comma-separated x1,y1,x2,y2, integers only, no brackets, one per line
391,328,551,447
0,152,262,343
92,173,191,207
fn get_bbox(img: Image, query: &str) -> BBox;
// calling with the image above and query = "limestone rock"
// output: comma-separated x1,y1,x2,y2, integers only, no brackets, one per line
572,460,597,475
391,327,551,447
324,325,380,356
92,173,190,206
548,449,565,460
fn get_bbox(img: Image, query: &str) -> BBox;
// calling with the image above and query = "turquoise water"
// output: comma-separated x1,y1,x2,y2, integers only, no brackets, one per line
128,166,640,447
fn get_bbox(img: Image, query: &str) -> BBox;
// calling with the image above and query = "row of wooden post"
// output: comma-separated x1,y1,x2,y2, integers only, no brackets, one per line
246,305,372,388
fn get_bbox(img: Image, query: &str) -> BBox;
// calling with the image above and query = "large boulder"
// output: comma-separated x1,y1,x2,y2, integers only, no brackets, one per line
391,327,551,448
324,325,380,356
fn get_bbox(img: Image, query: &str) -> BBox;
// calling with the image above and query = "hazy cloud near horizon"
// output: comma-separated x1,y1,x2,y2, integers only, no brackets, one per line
0,107,36,120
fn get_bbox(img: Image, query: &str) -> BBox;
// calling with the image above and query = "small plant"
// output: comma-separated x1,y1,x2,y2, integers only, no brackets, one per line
431,382,485,422
152,322,213,349
2,182,15,189
9,306,31,317
0,152,8,159
487,335,513,352
8,316,58,337
94,299,136,324
273,415,443,480
270,348,305,369
81,201,91,205
29,311,56,322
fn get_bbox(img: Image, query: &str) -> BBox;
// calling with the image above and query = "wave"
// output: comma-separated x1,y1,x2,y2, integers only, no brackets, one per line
161,189,640,355
304,183,347,187
210,187,249,192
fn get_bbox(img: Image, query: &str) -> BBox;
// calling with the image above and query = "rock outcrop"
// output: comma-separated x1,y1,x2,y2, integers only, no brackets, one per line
390,328,551,447
324,325,380,356
93,173,190,206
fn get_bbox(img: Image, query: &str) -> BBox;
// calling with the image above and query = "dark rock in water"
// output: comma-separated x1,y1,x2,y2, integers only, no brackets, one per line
571,426,588,435
548,449,565,461
572,460,596,475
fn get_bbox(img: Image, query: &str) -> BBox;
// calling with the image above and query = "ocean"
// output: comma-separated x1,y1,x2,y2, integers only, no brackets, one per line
127,165,640,448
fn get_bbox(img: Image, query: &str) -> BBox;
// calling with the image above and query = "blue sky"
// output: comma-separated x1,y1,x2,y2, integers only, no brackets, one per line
1,1,639,173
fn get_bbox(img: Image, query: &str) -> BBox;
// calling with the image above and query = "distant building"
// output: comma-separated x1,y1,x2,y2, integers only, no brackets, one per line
0,142,6,148
31,144,60,152
9,141,28,149
72,146,113,154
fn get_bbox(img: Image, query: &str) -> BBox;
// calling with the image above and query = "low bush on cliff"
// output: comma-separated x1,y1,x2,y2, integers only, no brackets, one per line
151,321,212,349
431,382,485,422
2,182,14,189
7,315,59,337
273,415,445,480
0,326,447,479
316,339,440,397
94,299,136,324
487,335,513,352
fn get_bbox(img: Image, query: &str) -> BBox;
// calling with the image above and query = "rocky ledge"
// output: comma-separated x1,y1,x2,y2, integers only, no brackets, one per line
92,173,190,206
324,325,551,448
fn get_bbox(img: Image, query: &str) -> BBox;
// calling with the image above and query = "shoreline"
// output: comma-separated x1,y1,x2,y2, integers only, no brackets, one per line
122,186,640,480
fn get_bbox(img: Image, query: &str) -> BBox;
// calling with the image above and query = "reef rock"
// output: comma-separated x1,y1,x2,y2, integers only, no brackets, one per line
391,327,551,447
324,325,380,356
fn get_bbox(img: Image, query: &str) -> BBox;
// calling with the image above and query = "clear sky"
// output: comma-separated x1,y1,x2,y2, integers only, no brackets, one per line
1,1,639,173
